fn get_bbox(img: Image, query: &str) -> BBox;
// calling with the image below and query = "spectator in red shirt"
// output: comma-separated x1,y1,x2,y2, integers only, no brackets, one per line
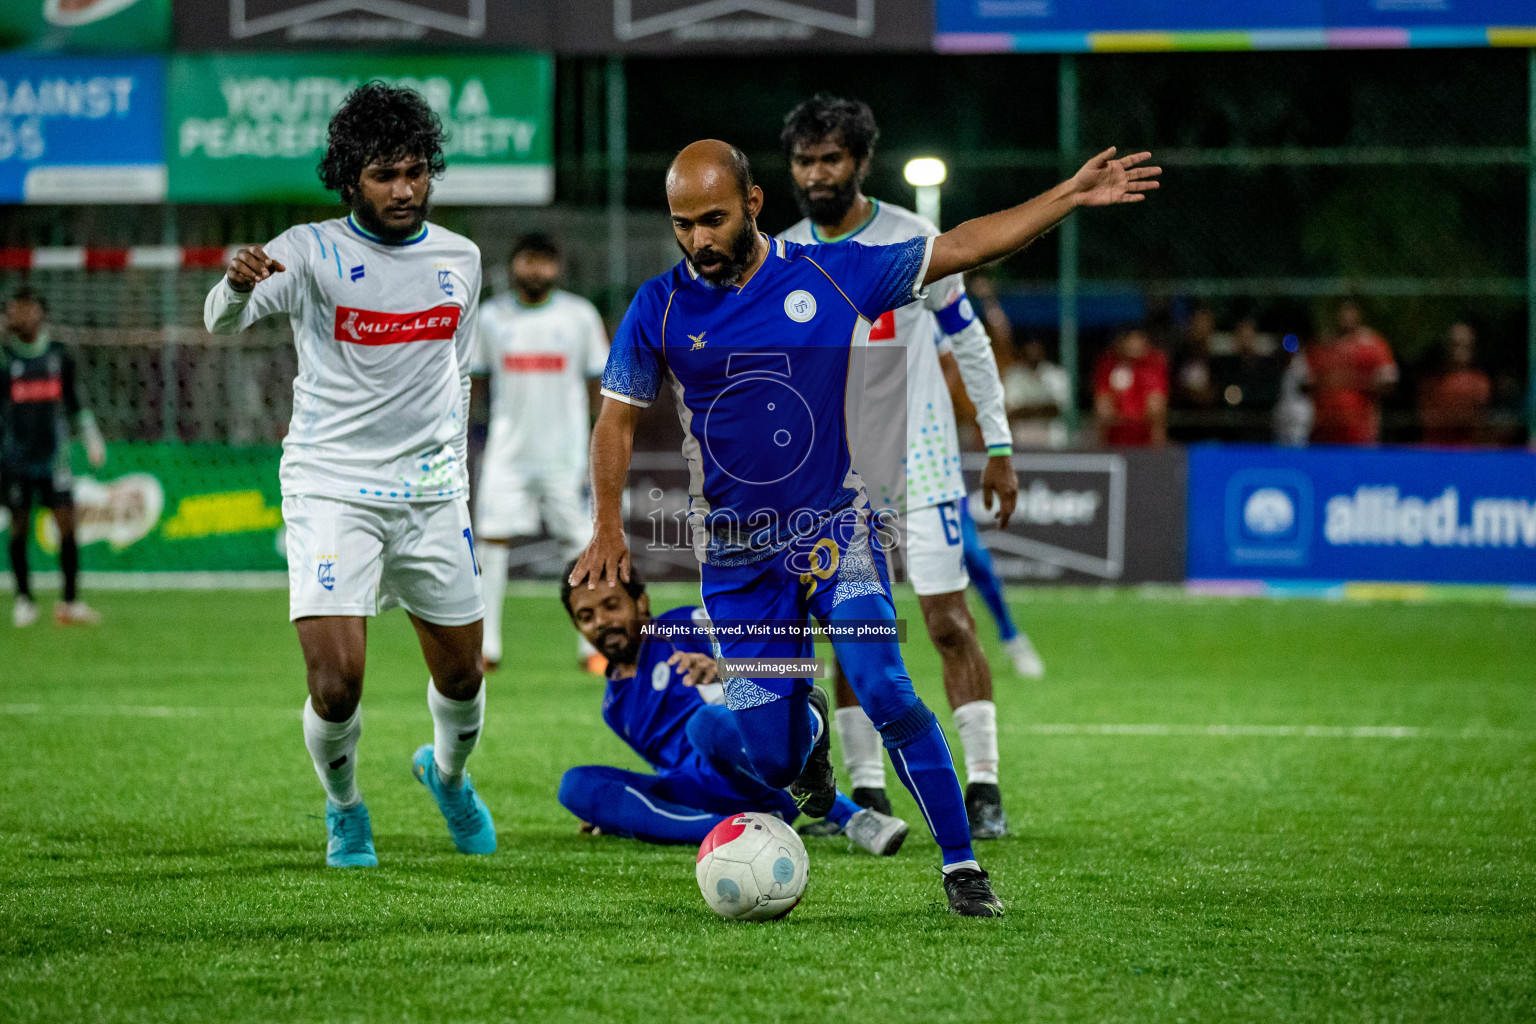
1418,322,1490,446
1094,327,1168,447
1307,300,1398,445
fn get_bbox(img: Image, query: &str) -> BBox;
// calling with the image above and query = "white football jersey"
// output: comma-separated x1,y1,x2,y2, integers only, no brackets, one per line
781,200,1009,514
472,289,609,473
204,215,482,503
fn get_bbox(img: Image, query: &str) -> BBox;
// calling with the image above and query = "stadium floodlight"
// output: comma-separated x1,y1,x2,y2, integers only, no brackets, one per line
903,157,947,228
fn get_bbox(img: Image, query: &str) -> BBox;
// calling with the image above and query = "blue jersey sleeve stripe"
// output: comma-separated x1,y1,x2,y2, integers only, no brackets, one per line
799,254,871,320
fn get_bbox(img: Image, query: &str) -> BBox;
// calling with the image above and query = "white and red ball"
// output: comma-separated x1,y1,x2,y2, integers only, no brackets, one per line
696,812,808,921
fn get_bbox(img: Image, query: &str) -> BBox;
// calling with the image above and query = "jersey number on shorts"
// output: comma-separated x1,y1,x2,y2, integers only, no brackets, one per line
939,503,961,546
462,528,481,576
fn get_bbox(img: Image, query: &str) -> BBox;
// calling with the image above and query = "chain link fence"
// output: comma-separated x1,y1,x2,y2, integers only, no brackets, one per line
1,48,1531,448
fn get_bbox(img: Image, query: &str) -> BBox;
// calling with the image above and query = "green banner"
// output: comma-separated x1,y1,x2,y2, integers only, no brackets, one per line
0,0,169,52
6,443,286,573
166,53,553,205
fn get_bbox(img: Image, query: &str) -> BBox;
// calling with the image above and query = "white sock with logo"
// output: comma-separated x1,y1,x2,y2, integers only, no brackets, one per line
478,542,509,665
835,705,887,791
303,698,362,808
952,699,999,786
428,678,485,787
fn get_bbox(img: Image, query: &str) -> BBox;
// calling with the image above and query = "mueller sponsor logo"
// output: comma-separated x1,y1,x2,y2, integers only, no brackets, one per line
11,377,63,403
503,353,568,372
334,305,461,346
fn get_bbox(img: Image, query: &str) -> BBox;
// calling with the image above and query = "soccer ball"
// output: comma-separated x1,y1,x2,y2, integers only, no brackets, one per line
696,812,808,921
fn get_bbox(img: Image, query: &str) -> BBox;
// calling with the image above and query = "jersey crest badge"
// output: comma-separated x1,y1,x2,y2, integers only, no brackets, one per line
784,290,816,323
651,661,671,691
438,269,454,296
689,331,708,351
316,555,337,592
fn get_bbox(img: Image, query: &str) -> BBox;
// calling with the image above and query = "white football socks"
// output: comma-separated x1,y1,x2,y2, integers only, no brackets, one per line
478,541,510,664
428,678,485,786
302,698,362,808
951,699,1000,786
835,705,887,791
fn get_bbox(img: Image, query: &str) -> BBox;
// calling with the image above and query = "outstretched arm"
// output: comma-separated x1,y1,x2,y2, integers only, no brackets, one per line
568,397,642,589
924,148,1160,285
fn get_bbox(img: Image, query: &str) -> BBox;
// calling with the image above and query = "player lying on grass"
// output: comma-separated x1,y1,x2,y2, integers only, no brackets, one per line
557,559,910,854
571,139,1158,915
204,83,495,868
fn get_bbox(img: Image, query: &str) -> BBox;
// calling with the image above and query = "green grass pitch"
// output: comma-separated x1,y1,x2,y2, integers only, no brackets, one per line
2,587,1533,1023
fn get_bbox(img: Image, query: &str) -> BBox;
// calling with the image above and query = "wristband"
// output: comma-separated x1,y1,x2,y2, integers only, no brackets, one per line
986,444,1013,458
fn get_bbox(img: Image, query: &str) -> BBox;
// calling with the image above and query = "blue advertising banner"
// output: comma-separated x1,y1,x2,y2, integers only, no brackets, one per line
0,55,165,203
936,0,1536,52
1187,445,1536,586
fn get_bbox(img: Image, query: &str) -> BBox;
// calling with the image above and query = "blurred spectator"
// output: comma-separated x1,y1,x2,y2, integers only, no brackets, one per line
1273,335,1314,447
1003,337,1071,449
1417,322,1490,446
966,275,1016,363
1307,299,1398,445
1170,306,1219,441
1210,317,1282,442
1093,327,1167,447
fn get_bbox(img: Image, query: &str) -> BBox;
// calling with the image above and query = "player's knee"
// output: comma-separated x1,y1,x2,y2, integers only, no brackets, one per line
684,704,731,761
307,662,364,720
558,767,599,820
434,659,483,701
924,601,978,657
751,747,803,790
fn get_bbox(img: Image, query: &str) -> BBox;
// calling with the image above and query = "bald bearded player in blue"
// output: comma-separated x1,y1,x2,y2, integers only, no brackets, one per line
570,138,1159,916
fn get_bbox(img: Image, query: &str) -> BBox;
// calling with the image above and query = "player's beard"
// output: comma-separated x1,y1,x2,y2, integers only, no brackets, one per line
350,189,430,244
793,176,860,227
681,217,760,287
594,624,641,666
513,274,555,304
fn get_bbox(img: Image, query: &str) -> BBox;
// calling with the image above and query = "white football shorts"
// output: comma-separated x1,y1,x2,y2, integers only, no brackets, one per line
284,494,485,626
901,500,970,597
474,461,592,553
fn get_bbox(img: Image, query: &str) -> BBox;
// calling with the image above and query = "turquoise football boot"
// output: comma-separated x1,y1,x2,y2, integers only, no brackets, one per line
325,799,378,868
412,745,496,854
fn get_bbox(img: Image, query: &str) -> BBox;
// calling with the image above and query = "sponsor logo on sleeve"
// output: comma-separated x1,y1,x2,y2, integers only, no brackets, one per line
333,305,462,346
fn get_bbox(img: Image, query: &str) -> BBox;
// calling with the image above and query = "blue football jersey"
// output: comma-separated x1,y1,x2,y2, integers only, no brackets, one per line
601,234,933,565
601,606,718,771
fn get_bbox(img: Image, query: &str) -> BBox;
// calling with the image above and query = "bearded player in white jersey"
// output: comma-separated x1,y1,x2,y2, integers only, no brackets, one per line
204,83,496,868
779,95,1040,839
470,232,609,674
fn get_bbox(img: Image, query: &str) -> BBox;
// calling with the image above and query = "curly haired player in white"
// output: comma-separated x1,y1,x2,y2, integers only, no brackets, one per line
203,83,496,868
